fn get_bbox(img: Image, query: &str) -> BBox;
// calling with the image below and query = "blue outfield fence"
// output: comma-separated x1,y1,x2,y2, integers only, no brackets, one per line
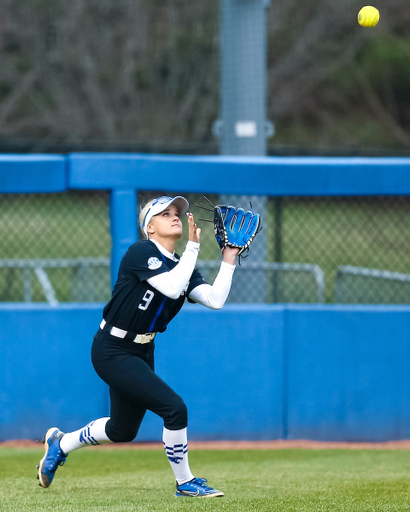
1,303,410,442
1,153,410,442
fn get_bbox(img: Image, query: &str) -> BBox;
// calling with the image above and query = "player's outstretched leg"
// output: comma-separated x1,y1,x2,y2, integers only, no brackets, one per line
175,478,224,498
36,418,112,488
37,427,67,488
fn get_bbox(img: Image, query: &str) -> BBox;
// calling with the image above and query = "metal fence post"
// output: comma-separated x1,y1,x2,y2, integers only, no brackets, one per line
216,0,272,302
109,189,137,289
218,0,271,156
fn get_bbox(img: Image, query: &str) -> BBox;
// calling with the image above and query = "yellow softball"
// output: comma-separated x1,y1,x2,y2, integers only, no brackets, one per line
358,6,380,27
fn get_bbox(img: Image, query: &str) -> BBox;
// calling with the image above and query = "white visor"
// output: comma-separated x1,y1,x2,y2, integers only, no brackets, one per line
142,196,189,237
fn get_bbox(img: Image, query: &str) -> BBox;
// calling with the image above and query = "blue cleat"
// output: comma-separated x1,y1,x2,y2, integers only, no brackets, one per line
175,477,224,498
37,427,67,488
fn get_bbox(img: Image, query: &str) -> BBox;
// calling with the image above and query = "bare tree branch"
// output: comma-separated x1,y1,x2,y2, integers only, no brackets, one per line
355,69,410,147
0,68,40,129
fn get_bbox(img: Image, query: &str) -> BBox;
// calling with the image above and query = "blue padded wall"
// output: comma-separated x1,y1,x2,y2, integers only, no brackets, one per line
2,303,410,442
285,305,410,442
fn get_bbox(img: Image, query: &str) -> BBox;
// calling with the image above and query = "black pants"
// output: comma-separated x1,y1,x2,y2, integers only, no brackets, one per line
91,329,187,443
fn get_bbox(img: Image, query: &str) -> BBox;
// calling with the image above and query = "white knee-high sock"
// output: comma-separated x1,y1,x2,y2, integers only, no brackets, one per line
162,427,194,485
59,417,112,455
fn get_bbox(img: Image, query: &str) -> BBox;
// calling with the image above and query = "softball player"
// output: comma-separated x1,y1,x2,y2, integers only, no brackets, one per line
37,195,239,498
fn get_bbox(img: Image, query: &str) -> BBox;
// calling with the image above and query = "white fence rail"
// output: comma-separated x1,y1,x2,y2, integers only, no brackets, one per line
0,258,325,304
197,260,325,303
335,265,410,303
0,258,110,305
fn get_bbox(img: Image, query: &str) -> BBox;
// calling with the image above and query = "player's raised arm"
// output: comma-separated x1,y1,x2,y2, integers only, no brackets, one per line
146,211,201,300
187,259,236,310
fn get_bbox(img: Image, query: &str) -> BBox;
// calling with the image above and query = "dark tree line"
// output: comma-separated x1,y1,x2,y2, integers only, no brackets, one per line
0,0,409,154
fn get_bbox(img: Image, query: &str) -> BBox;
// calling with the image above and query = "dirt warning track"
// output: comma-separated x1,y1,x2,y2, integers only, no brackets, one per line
2,439,410,450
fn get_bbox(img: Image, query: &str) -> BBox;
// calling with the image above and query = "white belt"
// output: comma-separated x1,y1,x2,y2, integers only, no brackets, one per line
100,320,156,344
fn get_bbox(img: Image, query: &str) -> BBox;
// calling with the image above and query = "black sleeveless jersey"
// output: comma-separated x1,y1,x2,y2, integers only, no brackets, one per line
102,240,206,334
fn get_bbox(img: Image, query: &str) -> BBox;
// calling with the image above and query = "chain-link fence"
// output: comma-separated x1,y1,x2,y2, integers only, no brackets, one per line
265,196,410,304
0,191,111,303
1,191,410,305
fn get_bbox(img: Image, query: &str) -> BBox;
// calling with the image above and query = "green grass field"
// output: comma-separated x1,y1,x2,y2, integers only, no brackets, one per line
1,447,409,511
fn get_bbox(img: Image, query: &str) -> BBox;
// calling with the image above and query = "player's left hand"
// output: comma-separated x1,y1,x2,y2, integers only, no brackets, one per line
222,246,239,265
187,212,201,243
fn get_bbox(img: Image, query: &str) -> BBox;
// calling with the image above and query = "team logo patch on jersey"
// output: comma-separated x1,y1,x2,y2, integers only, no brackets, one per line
148,257,162,270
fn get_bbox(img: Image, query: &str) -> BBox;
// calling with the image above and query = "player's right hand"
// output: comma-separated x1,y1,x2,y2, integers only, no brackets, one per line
187,212,201,243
